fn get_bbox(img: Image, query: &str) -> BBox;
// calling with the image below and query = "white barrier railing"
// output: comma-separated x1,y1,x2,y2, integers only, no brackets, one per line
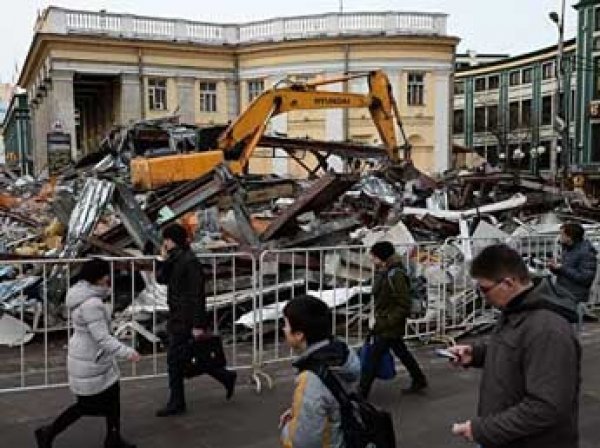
37,7,447,44
0,252,265,393
1,234,599,393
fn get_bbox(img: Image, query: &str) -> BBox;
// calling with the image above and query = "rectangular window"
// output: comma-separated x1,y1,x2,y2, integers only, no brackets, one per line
199,82,217,112
595,7,600,31
407,73,425,106
247,80,264,102
487,105,498,130
593,125,600,162
522,68,533,84
509,71,520,86
453,109,465,134
475,77,487,92
488,75,500,90
594,57,600,100
474,106,486,132
521,99,532,128
454,81,465,95
148,78,167,110
542,96,553,126
538,141,551,169
509,101,519,130
542,62,554,80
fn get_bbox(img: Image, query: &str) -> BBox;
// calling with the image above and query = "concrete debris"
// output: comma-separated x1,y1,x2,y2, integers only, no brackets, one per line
2,116,600,346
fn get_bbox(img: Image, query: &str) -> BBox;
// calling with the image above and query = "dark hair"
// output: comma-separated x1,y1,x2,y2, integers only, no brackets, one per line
283,296,331,345
561,222,584,243
470,244,529,283
79,259,111,284
370,241,395,262
162,223,189,248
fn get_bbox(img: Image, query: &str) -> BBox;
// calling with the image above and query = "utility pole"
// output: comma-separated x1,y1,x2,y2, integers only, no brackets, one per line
339,0,344,13
550,0,567,187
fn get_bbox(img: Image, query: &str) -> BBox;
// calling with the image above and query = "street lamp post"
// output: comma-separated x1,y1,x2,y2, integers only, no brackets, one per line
549,0,568,188
532,145,546,176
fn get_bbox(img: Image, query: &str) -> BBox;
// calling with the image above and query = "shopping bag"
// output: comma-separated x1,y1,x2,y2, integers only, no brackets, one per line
359,337,396,380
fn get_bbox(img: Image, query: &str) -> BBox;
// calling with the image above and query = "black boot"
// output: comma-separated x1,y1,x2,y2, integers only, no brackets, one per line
155,403,186,417
34,426,53,448
402,377,428,394
225,371,237,401
104,430,137,448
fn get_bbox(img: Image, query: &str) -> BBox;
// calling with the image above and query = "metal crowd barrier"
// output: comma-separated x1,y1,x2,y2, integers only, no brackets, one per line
1,234,600,393
0,252,263,394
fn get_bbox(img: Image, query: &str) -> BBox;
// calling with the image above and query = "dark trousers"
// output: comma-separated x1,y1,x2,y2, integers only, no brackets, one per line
359,336,426,396
166,333,232,408
47,381,121,441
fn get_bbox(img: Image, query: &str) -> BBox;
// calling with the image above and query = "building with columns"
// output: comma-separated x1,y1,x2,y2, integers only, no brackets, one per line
17,7,458,177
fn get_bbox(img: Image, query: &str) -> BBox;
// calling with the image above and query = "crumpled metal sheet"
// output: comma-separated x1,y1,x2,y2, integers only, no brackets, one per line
0,276,41,307
61,178,115,258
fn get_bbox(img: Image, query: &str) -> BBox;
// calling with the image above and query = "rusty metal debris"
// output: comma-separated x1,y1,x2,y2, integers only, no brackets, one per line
2,116,600,346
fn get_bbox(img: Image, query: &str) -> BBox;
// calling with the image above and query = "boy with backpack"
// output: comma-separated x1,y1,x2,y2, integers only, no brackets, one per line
359,241,427,398
280,296,395,448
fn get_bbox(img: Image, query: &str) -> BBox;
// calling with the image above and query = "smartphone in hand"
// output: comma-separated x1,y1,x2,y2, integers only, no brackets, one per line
435,348,458,362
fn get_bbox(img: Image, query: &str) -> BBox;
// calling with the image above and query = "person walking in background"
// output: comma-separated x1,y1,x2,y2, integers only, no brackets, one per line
359,241,427,398
35,259,141,448
548,222,597,328
155,223,236,417
451,244,580,448
279,296,360,448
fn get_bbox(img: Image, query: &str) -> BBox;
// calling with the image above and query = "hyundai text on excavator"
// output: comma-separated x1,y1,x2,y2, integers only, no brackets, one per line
130,70,411,190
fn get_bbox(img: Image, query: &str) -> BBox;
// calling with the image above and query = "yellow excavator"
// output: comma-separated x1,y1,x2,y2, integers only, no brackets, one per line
130,70,410,190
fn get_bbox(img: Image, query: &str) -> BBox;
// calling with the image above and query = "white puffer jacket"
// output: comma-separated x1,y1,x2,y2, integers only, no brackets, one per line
66,280,135,396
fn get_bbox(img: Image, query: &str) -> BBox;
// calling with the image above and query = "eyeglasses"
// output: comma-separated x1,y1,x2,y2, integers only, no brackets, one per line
475,280,504,295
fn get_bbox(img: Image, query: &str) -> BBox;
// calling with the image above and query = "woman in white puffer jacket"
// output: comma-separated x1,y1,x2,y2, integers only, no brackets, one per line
35,259,140,448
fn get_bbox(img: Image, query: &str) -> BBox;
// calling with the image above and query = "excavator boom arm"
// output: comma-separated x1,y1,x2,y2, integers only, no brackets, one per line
218,70,404,171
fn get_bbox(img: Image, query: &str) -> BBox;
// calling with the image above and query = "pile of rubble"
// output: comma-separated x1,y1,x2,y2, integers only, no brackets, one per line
1,118,599,347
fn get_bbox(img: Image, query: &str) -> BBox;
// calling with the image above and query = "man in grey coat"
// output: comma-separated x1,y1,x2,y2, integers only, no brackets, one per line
450,244,580,448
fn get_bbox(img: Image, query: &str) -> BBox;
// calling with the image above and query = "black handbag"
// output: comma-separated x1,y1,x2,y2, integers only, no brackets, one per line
184,334,227,378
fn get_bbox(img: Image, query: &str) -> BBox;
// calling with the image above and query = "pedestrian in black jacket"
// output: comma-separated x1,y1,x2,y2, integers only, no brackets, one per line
450,244,580,448
548,222,597,303
155,224,236,417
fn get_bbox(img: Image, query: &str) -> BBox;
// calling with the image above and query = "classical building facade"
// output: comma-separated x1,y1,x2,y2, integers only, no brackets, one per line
18,7,458,177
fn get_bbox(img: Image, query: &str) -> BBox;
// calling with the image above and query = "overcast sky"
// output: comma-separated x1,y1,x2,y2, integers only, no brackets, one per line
0,0,579,83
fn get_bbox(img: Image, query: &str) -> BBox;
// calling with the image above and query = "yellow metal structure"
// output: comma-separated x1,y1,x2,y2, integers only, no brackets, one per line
131,70,407,190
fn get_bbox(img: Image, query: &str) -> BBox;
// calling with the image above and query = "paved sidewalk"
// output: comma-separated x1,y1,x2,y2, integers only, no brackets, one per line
2,325,600,448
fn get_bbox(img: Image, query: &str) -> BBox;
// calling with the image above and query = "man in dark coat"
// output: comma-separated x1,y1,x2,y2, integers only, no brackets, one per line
451,244,580,448
359,241,427,398
549,222,597,303
155,224,236,417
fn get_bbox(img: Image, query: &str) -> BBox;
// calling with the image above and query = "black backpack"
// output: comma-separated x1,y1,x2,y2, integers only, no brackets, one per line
304,364,396,448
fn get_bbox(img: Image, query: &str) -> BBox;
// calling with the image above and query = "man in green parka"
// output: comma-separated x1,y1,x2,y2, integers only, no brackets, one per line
359,241,428,398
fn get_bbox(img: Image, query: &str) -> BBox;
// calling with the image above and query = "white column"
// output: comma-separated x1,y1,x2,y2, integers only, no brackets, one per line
176,77,196,124
50,69,77,159
270,114,288,177
120,73,142,125
434,71,451,173
325,73,345,172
